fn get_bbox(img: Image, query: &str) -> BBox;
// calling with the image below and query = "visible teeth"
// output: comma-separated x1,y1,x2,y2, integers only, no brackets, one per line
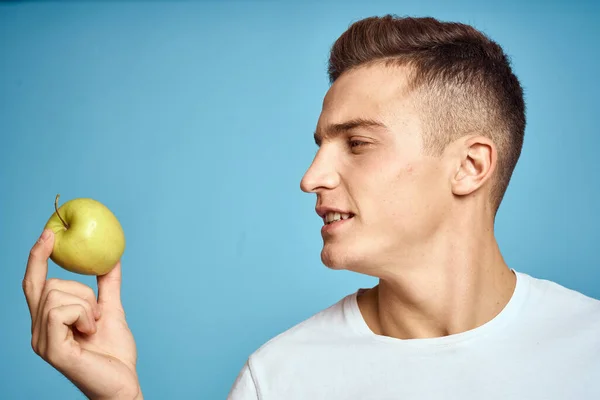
325,212,351,224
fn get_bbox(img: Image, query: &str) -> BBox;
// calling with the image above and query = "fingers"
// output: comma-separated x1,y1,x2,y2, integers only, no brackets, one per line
97,261,122,309
33,290,97,360
23,229,54,321
33,279,101,341
43,279,100,318
44,304,93,365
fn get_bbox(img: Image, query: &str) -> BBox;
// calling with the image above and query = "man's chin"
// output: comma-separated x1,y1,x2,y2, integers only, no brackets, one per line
320,245,360,271
320,247,343,270
320,243,384,276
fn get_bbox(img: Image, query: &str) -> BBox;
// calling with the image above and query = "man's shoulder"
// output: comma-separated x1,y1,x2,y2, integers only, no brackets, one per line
519,270,600,329
227,291,361,398
248,290,360,359
522,271,600,306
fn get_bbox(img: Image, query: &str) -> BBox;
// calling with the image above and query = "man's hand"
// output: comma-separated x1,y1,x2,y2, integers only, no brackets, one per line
23,229,143,399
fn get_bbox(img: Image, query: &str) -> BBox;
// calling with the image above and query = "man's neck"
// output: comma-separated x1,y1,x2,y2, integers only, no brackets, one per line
357,225,516,340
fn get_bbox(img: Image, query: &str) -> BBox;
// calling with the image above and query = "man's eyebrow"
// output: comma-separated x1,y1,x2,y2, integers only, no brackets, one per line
313,118,387,145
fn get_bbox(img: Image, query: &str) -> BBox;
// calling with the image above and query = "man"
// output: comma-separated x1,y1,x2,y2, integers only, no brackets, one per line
23,15,600,400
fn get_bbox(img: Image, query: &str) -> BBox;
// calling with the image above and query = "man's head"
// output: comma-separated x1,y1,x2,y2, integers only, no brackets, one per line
300,15,526,274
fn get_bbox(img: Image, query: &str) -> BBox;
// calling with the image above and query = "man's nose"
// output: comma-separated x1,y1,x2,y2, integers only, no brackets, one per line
300,149,340,193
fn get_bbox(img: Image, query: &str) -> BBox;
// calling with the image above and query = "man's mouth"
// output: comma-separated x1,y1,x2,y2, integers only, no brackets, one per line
324,212,354,225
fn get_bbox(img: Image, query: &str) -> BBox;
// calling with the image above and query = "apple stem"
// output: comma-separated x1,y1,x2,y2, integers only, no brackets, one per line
54,194,69,229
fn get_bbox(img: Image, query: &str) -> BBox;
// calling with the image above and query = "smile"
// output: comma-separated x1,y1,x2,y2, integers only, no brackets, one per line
324,212,354,225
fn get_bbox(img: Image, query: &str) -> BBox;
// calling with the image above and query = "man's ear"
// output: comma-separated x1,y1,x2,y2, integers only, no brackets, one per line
451,136,497,196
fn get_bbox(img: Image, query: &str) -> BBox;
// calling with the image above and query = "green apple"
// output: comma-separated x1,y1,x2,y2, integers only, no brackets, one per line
44,194,126,276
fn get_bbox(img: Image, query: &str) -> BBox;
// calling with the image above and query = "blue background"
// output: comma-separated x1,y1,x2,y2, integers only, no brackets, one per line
1,0,598,398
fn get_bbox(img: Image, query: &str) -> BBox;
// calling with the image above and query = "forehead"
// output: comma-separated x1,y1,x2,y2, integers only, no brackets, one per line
318,64,414,129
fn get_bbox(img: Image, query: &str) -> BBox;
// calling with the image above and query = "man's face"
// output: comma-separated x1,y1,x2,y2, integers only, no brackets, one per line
300,64,454,276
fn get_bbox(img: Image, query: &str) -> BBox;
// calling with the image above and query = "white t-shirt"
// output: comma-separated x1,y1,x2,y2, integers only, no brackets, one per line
228,270,600,399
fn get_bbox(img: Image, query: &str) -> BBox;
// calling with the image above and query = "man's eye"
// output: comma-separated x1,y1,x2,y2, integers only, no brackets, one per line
349,140,368,148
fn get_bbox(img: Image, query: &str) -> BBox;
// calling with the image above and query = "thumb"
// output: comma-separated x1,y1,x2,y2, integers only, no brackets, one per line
97,260,122,308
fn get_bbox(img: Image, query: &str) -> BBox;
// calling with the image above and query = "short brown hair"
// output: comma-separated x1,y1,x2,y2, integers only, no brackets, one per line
328,15,526,213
